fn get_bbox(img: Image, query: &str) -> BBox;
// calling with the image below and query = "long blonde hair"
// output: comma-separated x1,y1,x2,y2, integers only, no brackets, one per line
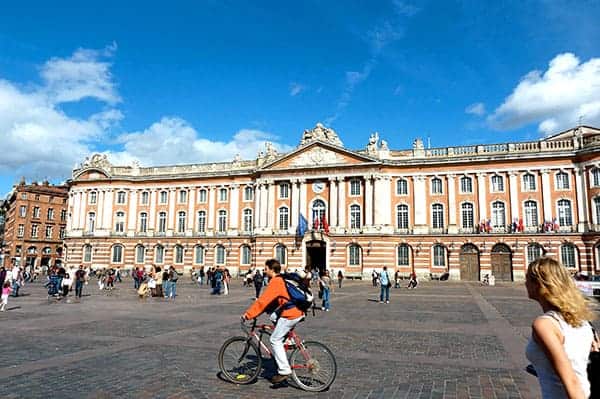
527,257,595,327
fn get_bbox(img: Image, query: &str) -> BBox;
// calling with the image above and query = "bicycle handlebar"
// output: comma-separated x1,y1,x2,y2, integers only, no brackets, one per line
240,318,257,334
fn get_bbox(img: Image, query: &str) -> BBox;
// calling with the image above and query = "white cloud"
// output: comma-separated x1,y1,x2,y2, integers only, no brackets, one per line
289,82,305,96
465,102,486,116
489,53,600,135
109,117,293,166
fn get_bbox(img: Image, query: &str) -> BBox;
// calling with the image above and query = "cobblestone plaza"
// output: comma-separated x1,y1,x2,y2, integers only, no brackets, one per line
3,279,598,398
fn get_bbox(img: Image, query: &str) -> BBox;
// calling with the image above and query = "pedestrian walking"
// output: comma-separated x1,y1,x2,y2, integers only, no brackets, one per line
211,267,223,295
379,266,391,303
223,268,231,295
371,270,379,287
253,269,264,299
162,267,170,298
407,272,418,289
198,266,205,286
132,267,140,289
525,257,597,399
0,281,12,311
61,273,73,298
337,270,343,289
168,266,178,298
11,265,23,297
75,265,86,298
394,270,400,288
319,271,332,311
0,266,6,291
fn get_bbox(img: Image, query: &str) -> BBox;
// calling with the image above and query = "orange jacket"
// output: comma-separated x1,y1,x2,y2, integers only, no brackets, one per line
244,275,304,320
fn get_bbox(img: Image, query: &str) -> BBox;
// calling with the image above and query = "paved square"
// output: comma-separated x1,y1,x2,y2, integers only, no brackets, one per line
1,278,598,398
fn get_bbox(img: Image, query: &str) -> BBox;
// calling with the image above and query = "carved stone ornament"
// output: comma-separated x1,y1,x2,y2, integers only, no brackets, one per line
290,147,343,166
299,123,344,147
81,153,112,170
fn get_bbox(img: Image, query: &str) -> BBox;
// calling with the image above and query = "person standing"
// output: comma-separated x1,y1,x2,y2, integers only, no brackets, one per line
162,267,170,298
379,266,391,304
319,271,332,311
75,265,86,299
168,266,178,299
371,270,379,287
198,266,205,286
0,266,6,291
253,269,264,299
1,281,12,311
11,265,23,297
337,270,343,289
132,267,140,289
61,273,73,298
525,257,597,399
223,268,230,295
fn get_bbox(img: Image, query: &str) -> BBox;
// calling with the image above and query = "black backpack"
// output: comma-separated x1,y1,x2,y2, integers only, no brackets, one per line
278,273,314,313
253,272,264,285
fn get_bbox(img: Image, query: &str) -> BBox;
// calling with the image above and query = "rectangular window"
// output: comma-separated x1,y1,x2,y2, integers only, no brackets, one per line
141,192,149,205
17,224,24,238
160,191,168,204
279,183,289,199
89,192,97,204
116,192,126,204
397,246,409,266
21,193,27,200
33,207,40,218
61,210,67,221
396,179,408,195
83,246,92,263
45,226,52,238
523,174,536,191
243,187,253,201
47,208,54,220
349,246,360,266
219,188,228,202
350,180,361,196
433,246,446,266
491,175,504,192
179,190,187,203
279,208,289,230
556,173,570,190
460,177,472,193
31,224,38,238
136,246,145,263
19,206,26,217
59,227,65,239
432,178,443,194
198,189,207,203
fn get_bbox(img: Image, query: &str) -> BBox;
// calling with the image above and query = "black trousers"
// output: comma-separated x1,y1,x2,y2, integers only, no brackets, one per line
254,284,261,298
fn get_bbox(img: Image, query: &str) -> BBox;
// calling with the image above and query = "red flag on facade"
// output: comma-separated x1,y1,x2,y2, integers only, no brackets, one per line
518,218,524,232
321,215,330,233
313,216,320,230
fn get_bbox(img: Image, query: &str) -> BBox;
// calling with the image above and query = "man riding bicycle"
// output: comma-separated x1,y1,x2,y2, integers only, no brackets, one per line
241,259,305,384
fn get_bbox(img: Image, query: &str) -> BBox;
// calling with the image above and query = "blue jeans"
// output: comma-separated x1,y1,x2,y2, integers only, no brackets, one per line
170,281,177,298
12,281,20,297
212,280,222,295
380,284,390,302
75,280,84,297
163,281,171,298
321,287,330,310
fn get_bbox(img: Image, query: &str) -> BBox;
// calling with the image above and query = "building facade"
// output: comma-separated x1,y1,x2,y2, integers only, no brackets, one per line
2,180,69,268
65,124,600,281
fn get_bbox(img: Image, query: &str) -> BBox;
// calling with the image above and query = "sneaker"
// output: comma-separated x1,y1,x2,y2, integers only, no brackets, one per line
379,301,383,303
325,309,330,312
386,300,389,304
270,374,289,384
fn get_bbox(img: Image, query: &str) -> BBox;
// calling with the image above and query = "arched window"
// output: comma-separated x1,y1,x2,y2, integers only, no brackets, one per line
560,244,577,269
218,210,227,232
523,173,536,191
431,177,443,194
198,188,207,203
350,204,361,229
396,204,409,229
215,245,226,264
557,199,573,226
349,244,361,266
460,176,472,193
174,245,184,264
396,179,408,195
461,203,474,229
158,212,167,233
312,199,326,227
397,244,410,266
87,212,96,232
194,245,204,264
491,175,504,192
197,210,206,233
279,207,289,230
155,245,164,263
177,211,186,232
139,212,148,233
275,244,287,265
241,245,252,265
115,211,125,232
524,201,538,227
556,171,570,190
83,244,92,263
433,244,446,267
592,168,600,187
491,201,506,228
526,243,544,264
42,247,52,255
243,209,253,233
244,186,254,201
112,245,123,263
432,204,444,229
135,245,145,263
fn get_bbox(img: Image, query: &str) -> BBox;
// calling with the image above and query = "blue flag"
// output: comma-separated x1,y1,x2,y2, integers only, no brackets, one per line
297,213,308,237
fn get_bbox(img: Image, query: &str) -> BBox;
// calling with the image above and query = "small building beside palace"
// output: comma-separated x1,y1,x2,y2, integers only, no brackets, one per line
1,180,69,269
64,124,600,281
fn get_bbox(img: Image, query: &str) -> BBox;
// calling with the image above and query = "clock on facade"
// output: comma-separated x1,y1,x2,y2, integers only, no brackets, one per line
312,181,325,193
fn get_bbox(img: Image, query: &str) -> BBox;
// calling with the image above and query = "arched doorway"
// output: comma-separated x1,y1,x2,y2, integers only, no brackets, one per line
491,243,513,281
306,240,326,274
459,244,480,281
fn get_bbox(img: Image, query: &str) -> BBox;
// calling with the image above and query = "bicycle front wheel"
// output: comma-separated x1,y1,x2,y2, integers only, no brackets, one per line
290,341,337,392
218,336,262,384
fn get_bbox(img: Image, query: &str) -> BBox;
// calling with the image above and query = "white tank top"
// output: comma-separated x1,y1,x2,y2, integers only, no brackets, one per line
525,311,593,398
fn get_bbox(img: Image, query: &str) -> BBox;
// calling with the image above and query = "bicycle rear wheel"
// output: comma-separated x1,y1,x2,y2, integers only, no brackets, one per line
218,336,262,384
289,341,337,392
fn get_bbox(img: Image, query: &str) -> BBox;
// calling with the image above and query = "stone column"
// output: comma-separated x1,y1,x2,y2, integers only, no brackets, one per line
447,174,458,233
254,182,262,229
208,186,216,230
328,177,338,229
259,182,269,229
575,166,589,232
128,190,137,235
72,191,81,230
66,192,74,232
337,178,346,229
96,190,105,232
365,175,374,228
102,189,113,229
509,172,519,223
413,175,427,233
299,179,307,222
168,188,176,231
290,179,299,233
229,184,239,233
187,188,195,234
149,189,157,232
477,173,487,222
267,181,275,231
541,169,552,223
373,174,392,231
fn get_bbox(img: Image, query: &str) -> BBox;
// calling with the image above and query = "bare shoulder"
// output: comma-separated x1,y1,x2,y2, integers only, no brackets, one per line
532,316,562,343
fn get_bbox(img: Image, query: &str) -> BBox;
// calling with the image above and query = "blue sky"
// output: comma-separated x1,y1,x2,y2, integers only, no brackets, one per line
1,0,600,195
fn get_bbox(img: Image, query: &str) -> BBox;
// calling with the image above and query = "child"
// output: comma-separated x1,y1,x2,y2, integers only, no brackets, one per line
1,281,12,311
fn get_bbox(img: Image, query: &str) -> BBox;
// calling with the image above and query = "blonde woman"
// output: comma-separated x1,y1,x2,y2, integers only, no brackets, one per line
525,257,596,398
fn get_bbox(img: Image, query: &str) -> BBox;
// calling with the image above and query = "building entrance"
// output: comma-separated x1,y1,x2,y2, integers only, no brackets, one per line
306,240,326,274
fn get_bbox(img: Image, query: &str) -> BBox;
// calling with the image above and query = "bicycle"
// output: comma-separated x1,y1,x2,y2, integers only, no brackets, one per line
218,318,337,392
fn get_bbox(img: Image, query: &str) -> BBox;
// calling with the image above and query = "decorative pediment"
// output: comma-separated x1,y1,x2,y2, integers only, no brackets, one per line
290,147,343,167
